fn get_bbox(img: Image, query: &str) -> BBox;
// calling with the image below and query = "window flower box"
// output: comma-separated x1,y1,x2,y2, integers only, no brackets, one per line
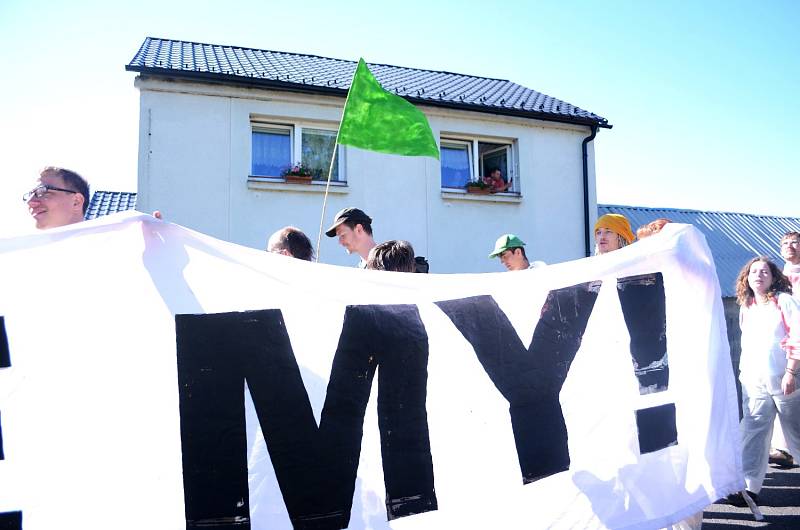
466,181,492,194
284,174,313,184
281,162,315,184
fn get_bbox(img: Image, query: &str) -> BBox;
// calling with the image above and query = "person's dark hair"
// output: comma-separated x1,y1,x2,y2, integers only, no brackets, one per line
512,246,527,259
342,218,373,236
414,256,429,273
735,256,792,306
366,240,415,272
270,227,314,261
41,166,90,214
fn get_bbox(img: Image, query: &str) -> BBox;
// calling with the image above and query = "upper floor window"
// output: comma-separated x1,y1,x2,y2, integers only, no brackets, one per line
301,128,339,181
441,140,473,189
440,136,517,193
251,121,344,181
252,125,292,177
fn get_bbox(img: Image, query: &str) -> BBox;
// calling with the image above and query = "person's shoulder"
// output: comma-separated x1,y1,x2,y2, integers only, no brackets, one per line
777,292,800,310
529,261,547,269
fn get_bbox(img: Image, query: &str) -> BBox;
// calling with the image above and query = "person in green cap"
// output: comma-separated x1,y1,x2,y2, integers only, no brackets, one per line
489,234,545,271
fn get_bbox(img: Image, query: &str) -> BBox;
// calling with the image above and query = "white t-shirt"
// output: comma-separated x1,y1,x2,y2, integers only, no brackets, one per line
739,292,800,393
784,262,800,298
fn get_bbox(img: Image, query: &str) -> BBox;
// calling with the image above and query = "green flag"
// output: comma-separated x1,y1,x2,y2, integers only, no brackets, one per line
338,59,439,159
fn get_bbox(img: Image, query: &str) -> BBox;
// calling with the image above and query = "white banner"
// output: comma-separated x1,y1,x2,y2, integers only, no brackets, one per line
0,212,742,529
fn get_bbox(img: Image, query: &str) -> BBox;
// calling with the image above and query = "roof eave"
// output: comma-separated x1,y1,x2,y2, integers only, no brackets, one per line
126,66,612,129
407,98,612,129
126,65,348,97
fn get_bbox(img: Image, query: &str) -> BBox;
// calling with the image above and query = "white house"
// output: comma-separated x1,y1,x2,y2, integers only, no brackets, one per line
127,37,611,272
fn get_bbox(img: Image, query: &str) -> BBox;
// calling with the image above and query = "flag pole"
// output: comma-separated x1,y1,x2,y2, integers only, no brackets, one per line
314,62,360,262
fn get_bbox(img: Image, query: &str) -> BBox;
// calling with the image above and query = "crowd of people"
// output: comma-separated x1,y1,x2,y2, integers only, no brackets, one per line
22,166,800,517
725,232,800,508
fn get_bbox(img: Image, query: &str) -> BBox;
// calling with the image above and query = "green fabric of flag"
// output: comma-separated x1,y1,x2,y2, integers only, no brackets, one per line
338,59,439,159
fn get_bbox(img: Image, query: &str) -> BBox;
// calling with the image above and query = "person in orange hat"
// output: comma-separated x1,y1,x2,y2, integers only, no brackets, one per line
594,213,635,255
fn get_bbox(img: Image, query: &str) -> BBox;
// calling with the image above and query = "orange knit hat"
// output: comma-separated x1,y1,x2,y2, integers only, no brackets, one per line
594,214,635,244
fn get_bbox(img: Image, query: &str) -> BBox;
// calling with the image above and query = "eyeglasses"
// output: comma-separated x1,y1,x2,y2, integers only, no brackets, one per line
23,184,79,202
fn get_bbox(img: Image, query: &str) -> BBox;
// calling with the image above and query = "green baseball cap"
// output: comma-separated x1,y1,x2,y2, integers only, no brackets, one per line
489,234,526,258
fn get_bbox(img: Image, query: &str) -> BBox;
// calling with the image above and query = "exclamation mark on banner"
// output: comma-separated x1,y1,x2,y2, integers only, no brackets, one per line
616,273,678,454
0,316,22,529
0,315,9,461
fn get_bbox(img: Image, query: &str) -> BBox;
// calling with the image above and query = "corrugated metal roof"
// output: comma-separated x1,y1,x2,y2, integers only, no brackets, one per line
126,37,610,129
85,191,137,220
599,204,800,297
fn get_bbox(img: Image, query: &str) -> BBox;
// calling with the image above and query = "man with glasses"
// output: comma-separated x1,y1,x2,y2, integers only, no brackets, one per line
24,167,90,229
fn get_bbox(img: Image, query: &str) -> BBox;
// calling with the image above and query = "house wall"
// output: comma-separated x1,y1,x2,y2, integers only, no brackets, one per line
134,77,598,272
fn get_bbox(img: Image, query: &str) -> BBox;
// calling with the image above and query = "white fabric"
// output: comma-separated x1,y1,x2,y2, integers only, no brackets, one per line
663,511,703,530
738,293,800,492
769,271,800,454
738,294,800,394
740,380,800,492
0,213,742,529
784,262,800,297
770,419,790,455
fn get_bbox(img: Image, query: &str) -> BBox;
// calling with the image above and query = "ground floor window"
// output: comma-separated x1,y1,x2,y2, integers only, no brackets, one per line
251,121,344,181
440,136,516,192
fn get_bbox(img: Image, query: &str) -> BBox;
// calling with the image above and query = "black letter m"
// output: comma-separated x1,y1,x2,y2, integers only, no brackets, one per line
176,305,436,530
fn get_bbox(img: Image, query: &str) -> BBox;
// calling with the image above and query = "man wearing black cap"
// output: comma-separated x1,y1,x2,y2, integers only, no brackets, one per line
325,207,377,268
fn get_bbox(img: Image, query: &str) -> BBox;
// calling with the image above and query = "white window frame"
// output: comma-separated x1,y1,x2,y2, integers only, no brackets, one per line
440,134,518,192
251,123,294,178
251,119,346,182
440,138,474,189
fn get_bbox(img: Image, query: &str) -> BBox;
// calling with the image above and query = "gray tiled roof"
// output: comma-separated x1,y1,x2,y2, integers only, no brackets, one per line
599,204,800,298
126,37,610,129
85,191,137,220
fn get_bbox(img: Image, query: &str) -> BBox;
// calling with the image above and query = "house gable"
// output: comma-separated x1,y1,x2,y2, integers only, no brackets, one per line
128,38,605,271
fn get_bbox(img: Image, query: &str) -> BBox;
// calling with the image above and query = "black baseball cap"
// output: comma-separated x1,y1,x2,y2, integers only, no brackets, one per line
325,207,372,237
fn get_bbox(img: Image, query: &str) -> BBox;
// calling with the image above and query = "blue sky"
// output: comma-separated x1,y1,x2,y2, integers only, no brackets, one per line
1,0,797,236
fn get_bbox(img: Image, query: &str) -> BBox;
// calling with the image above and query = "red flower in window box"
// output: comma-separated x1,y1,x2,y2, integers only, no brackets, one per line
281,162,315,183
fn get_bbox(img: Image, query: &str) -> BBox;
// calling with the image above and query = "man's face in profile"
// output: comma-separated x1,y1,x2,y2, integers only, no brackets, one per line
499,248,527,271
25,173,83,229
335,224,361,254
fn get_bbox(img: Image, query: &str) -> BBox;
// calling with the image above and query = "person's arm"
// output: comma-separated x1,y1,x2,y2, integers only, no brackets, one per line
784,358,799,395
779,294,800,395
